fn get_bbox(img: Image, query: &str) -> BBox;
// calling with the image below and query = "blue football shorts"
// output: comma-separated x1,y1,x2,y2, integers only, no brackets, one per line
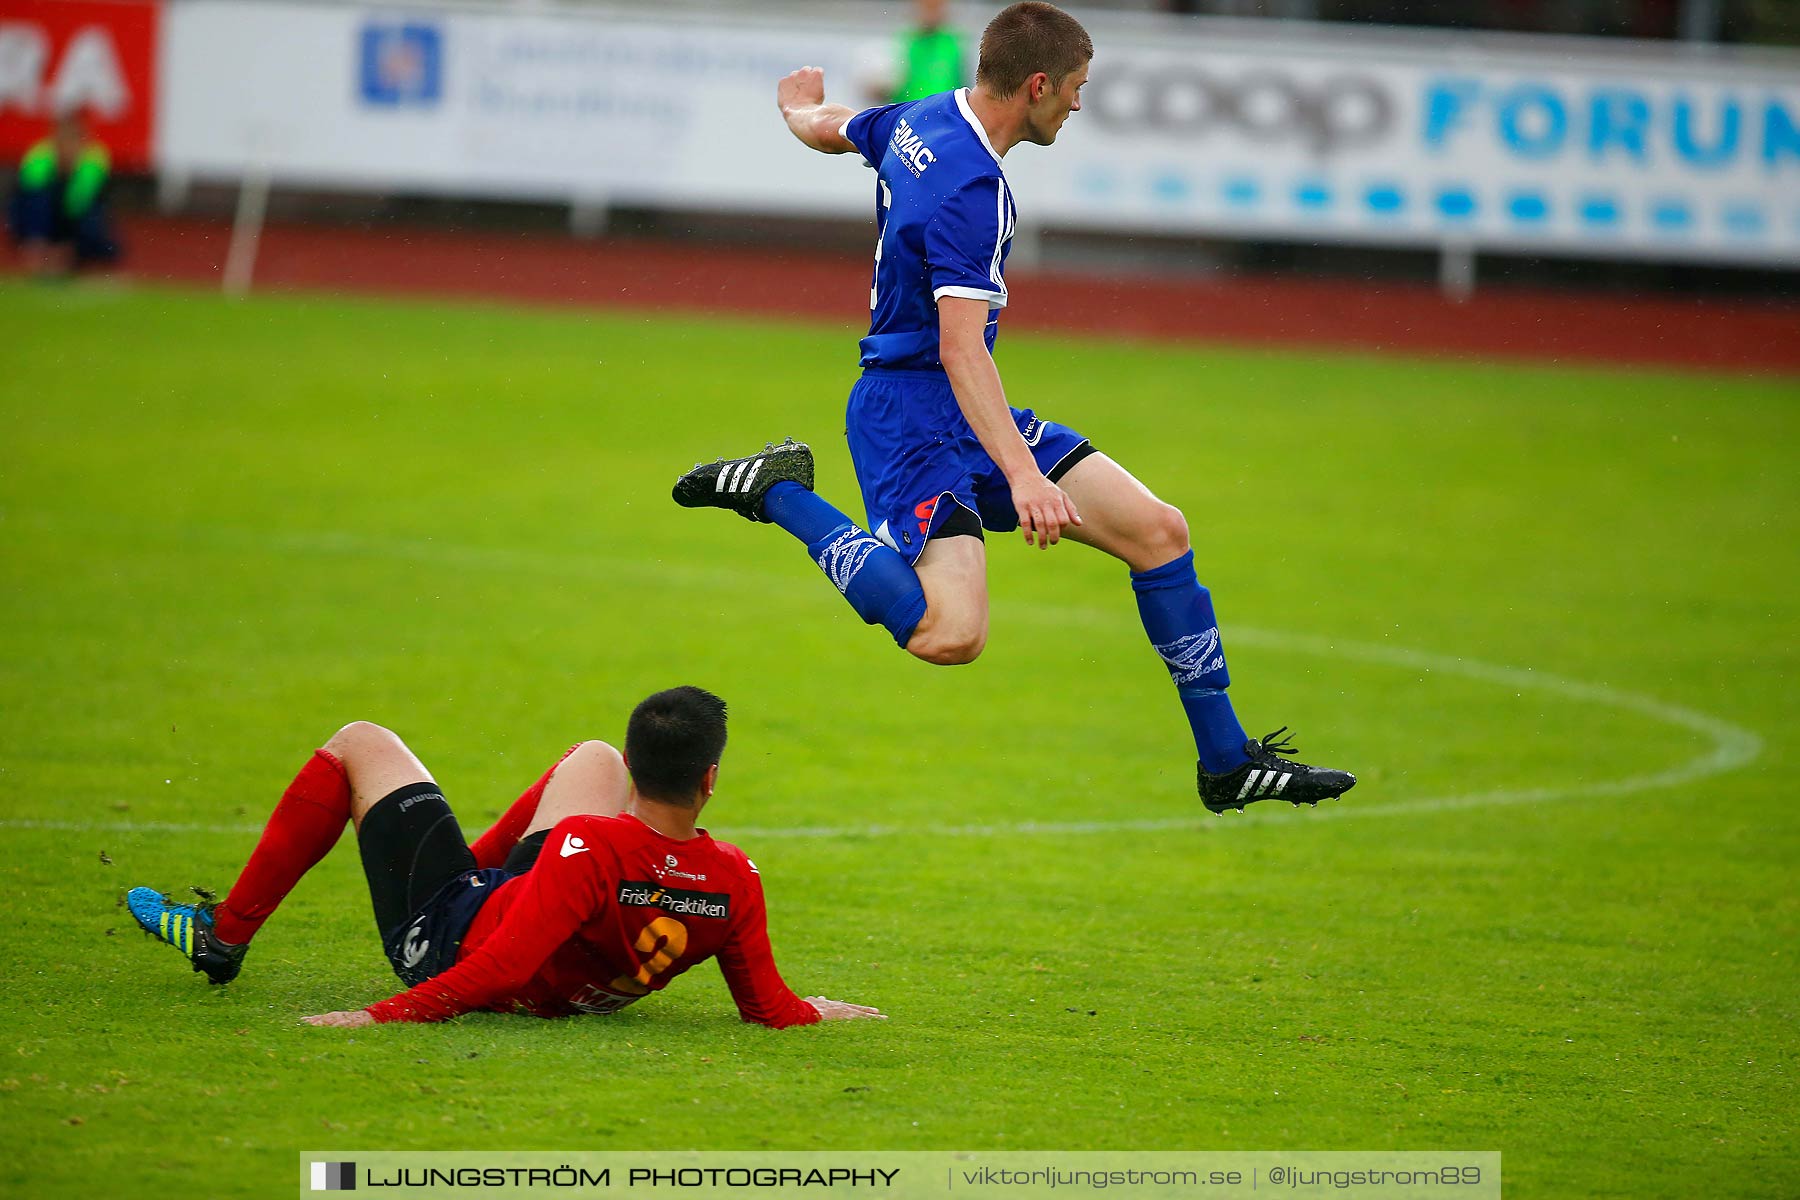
844,368,1094,565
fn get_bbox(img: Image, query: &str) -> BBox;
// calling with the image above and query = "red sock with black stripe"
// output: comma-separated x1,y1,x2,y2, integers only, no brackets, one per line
212,749,350,946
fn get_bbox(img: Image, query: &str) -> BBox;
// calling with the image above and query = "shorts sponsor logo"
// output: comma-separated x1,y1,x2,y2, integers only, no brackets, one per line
914,496,939,535
1020,416,1045,446
1154,628,1224,685
400,922,430,969
618,881,730,920
396,790,441,812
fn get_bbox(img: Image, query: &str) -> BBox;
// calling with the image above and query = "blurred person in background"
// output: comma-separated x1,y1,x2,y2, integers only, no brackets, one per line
860,0,968,105
894,0,967,101
7,108,119,278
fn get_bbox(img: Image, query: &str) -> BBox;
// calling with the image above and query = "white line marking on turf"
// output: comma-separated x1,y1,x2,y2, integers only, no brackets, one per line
1,632,1760,842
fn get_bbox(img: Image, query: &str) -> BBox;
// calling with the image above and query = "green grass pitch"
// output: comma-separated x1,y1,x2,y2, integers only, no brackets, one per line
1,280,1795,1198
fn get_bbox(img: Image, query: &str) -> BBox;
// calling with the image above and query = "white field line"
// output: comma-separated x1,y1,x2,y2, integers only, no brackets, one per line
0,630,1760,843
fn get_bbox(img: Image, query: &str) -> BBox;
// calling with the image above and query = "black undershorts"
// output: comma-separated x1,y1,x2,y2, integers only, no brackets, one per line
924,439,1098,544
356,784,547,987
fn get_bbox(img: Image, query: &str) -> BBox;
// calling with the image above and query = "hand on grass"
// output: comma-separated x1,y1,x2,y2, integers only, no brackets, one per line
806,996,886,1021
302,1010,375,1028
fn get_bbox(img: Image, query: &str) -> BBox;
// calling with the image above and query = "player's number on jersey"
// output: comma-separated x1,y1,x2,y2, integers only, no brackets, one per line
607,916,688,996
870,179,892,311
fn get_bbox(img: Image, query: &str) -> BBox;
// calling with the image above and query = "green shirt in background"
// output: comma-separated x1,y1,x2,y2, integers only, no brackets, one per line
893,26,965,102
19,138,111,218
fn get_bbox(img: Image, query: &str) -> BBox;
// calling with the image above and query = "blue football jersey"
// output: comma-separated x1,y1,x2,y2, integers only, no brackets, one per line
840,88,1015,371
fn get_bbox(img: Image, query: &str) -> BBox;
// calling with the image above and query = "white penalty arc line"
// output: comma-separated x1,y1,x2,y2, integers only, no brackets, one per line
0,633,1761,843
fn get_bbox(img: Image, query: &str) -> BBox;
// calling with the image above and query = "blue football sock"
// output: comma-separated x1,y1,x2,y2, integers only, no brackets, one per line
1131,550,1252,773
762,482,928,648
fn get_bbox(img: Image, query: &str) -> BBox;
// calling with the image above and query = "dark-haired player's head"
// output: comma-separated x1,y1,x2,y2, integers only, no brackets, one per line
624,686,729,807
976,2,1092,146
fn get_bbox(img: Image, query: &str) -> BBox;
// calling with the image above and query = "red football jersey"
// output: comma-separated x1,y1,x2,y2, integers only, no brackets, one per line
364,812,819,1028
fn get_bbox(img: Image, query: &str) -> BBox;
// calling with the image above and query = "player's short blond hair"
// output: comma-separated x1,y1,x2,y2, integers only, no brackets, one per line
976,2,1093,99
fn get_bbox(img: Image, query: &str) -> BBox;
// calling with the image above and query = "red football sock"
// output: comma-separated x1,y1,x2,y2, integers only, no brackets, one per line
470,743,581,869
213,749,351,946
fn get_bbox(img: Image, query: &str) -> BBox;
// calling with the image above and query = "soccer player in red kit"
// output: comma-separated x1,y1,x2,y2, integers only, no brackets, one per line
125,687,882,1029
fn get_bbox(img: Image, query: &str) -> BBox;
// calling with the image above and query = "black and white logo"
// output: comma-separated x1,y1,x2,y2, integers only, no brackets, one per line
400,922,429,969
618,881,730,920
1153,628,1223,685
310,1161,356,1191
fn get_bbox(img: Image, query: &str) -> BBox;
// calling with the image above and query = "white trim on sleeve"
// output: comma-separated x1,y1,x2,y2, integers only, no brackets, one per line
840,114,873,165
933,285,1009,310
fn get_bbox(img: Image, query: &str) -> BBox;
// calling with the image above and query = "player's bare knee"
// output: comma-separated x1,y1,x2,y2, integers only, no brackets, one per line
1153,502,1190,557
324,720,401,759
907,624,986,666
561,740,626,776
1135,502,1190,569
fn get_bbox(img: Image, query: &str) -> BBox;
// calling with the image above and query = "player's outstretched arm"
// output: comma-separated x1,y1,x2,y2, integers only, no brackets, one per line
778,67,857,154
805,997,887,1021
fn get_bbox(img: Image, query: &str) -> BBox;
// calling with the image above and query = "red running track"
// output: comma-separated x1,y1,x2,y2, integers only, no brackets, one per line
30,214,1800,375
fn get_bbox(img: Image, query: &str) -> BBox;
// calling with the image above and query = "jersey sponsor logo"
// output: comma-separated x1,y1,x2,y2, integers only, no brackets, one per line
889,117,938,177
400,922,430,968
617,881,730,921
559,833,590,858
468,875,485,888
655,853,708,883
1153,628,1224,685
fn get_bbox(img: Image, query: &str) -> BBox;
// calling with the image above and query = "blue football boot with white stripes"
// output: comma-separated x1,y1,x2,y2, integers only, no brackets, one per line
126,886,248,984
1198,728,1355,814
672,438,814,522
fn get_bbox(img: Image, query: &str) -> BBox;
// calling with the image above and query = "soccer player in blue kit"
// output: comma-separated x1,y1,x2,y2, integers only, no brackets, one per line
675,2,1354,813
